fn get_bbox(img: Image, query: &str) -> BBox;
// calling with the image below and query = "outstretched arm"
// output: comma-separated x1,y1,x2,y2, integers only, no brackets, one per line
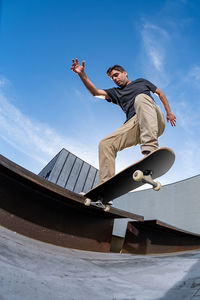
71,58,108,99
155,88,176,127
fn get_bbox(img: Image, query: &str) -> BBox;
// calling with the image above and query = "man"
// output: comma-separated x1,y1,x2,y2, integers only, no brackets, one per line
71,58,176,184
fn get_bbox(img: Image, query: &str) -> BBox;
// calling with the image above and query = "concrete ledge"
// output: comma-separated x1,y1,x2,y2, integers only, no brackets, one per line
122,219,200,254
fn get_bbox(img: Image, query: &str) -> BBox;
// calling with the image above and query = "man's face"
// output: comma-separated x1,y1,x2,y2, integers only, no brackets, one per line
109,69,128,87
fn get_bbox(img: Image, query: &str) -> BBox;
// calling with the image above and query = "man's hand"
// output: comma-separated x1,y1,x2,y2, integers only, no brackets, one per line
155,88,176,128
167,112,176,127
71,58,85,75
70,58,109,99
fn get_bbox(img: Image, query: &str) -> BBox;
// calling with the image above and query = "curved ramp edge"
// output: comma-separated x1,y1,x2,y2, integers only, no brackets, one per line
0,154,143,252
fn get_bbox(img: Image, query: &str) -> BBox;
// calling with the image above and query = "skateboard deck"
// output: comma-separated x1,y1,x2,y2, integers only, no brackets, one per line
84,147,175,211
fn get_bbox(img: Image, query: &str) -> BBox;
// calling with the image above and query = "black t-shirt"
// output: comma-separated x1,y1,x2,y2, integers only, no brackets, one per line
103,78,157,123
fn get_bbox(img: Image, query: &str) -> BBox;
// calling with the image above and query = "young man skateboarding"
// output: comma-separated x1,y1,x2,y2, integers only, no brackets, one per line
71,58,176,184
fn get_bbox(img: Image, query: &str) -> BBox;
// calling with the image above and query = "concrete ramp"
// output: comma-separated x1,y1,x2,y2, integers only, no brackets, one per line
1,225,200,300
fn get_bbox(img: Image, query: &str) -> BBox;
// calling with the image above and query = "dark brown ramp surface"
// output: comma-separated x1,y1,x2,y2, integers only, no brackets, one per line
122,219,200,254
0,154,143,252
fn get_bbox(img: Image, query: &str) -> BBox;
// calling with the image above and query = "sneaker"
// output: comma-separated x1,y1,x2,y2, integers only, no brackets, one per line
108,201,113,205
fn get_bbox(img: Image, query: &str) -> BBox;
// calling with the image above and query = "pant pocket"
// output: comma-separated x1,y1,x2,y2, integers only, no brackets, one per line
156,105,165,137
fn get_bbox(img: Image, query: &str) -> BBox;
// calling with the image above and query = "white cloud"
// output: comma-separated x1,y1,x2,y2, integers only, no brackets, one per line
0,76,9,88
0,91,98,169
148,48,163,72
141,23,169,72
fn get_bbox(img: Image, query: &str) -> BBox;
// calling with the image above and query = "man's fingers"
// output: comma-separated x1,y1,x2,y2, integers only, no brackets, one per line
167,113,176,127
167,118,176,127
171,119,176,127
72,58,79,65
71,58,85,73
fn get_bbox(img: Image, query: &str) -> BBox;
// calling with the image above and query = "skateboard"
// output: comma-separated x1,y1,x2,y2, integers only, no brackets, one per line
84,147,175,212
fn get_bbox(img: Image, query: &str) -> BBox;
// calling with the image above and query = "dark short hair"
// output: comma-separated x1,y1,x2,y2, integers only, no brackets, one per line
106,65,126,76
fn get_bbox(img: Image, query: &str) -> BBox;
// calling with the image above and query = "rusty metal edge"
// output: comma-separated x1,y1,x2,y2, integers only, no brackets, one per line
122,219,200,254
0,154,144,221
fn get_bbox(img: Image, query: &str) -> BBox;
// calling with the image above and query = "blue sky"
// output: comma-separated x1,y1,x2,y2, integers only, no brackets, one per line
0,0,200,187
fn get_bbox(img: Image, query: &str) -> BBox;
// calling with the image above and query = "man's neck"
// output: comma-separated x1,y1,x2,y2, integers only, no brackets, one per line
123,80,131,87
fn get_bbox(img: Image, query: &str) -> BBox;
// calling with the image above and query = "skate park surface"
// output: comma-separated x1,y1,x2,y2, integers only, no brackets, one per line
1,225,200,300
1,154,200,299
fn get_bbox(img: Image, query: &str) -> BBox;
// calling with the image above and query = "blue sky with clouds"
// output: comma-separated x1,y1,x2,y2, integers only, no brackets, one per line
0,0,200,187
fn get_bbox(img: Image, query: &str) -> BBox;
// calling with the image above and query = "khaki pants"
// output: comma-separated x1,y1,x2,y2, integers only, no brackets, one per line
99,94,165,183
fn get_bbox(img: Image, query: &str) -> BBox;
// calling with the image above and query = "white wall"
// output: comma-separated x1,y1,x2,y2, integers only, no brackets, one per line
112,175,200,236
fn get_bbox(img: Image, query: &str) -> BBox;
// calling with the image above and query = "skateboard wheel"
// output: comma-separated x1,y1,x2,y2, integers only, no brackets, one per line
133,170,143,182
104,204,111,212
84,198,92,206
153,182,162,191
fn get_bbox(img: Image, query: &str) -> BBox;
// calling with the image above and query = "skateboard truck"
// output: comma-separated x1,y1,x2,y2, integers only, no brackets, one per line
84,198,111,212
132,169,162,191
